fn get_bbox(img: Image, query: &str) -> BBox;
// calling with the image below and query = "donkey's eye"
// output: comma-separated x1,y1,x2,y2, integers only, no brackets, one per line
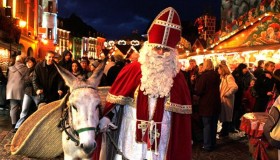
72,105,77,111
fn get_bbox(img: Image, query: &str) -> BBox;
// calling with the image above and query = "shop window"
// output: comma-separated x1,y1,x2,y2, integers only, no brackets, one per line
48,1,53,12
48,28,53,39
5,6,11,17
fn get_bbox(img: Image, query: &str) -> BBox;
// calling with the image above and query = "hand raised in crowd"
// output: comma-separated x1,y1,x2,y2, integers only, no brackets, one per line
58,90,63,96
265,73,272,79
36,89,43,95
191,75,196,81
267,91,274,96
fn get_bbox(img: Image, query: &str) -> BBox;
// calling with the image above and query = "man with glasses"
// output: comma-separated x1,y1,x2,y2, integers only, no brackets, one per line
254,61,276,112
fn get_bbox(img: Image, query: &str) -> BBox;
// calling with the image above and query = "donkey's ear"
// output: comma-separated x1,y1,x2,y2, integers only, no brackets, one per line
88,58,107,88
53,61,76,88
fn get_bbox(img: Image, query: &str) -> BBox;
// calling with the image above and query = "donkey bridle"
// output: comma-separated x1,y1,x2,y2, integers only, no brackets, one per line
59,87,128,159
58,87,100,147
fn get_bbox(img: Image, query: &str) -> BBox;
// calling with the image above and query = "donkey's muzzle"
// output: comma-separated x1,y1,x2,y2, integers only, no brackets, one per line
81,142,97,155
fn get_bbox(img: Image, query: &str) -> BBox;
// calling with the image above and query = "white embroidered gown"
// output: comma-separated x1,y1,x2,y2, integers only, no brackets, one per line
115,98,171,160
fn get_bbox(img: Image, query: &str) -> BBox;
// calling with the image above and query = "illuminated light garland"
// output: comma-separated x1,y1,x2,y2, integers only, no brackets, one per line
130,40,140,46
117,40,126,45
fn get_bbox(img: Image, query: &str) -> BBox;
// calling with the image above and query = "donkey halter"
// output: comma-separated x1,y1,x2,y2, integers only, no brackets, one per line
58,86,100,147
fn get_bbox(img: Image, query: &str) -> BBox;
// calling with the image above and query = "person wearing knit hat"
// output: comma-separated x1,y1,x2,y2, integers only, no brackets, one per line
98,7,192,160
87,60,100,78
80,57,90,78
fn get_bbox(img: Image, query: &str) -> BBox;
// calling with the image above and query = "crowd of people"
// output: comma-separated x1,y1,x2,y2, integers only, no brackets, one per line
0,47,139,133
183,57,280,152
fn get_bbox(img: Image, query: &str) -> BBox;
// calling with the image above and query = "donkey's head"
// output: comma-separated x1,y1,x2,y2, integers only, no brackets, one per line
54,58,106,157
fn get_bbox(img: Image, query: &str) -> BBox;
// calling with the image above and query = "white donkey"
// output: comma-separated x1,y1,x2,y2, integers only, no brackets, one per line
54,59,106,160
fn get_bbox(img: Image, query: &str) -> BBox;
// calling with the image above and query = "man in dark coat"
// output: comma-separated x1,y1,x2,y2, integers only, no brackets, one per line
183,59,199,97
32,51,64,106
232,63,255,131
106,54,125,86
253,60,264,79
254,61,276,112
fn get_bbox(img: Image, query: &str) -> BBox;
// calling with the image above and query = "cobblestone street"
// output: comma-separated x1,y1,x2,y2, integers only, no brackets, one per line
0,109,251,160
0,109,27,159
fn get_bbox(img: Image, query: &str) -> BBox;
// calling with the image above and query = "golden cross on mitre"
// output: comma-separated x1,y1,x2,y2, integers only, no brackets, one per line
153,9,181,45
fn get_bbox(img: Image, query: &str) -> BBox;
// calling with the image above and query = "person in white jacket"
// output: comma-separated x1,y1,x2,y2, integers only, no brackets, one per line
218,64,238,137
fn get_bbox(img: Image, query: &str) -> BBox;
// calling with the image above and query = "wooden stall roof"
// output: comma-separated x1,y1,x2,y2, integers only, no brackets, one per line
211,12,280,51
180,13,280,59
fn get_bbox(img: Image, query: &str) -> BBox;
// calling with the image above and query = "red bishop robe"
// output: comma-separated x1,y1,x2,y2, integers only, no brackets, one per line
94,61,192,160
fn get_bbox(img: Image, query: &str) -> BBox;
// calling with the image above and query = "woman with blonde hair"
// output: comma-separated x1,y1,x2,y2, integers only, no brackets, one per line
218,64,238,137
195,59,221,151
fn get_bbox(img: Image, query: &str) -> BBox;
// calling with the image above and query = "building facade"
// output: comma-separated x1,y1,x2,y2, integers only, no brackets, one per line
195,14,216,41
71,37,82,60
37,0,57,58
56,28,70,55
0,0,38,72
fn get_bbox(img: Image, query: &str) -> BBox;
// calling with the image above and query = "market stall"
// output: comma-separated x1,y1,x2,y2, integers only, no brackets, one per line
179,1,280,159
179,10,280,70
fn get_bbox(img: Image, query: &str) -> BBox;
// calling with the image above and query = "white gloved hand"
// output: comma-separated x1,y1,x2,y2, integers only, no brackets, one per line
99,117,118,132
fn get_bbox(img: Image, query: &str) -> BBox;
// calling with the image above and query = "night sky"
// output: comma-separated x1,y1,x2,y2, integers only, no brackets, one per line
58,0,221,39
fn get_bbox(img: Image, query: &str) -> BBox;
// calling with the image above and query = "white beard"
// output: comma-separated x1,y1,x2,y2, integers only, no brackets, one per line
138,42,180,98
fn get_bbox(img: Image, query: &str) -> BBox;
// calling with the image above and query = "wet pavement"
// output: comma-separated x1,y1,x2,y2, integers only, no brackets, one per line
0,109,252,160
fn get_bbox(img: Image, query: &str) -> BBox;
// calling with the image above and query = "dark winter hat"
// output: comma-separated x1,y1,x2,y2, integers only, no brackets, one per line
91,60,100,68
54,53,61,58
80,57,89,64
237,63,247,70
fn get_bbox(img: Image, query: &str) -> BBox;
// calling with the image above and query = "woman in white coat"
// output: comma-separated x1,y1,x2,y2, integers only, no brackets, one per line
218,64,238,137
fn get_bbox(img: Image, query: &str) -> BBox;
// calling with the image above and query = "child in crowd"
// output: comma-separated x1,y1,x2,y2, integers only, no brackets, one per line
242,79,257,113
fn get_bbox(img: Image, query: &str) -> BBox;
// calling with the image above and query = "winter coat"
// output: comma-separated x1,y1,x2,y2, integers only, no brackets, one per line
106,61,125,86
24,67,36,96
6,62,28,100
195,70,221,116
58,59,72,72
219,74,238,122
0,69,7,105
32,61,64,103
254,71,275,98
